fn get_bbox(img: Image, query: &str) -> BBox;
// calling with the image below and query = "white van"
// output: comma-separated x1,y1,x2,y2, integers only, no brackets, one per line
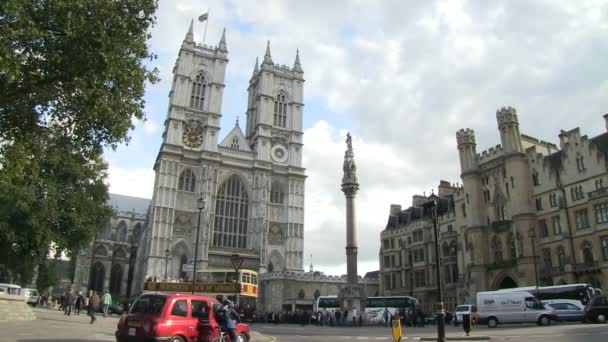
477,291,557,328
20,288,40,306
0,283,22,296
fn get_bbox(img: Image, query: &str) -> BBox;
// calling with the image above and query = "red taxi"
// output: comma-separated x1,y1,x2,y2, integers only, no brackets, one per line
116,292,250,342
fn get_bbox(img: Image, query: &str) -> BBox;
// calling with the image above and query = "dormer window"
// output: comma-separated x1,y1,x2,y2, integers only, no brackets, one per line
230,137,239,149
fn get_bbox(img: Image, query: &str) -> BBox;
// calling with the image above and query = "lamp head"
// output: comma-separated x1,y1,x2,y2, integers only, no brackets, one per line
197,193,206,210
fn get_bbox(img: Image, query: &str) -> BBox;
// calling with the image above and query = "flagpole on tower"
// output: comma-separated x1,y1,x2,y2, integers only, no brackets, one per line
198,9,210,46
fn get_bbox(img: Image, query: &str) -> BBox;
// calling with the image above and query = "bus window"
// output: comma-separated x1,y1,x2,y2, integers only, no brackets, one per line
243,273,251,284
251,275,258,285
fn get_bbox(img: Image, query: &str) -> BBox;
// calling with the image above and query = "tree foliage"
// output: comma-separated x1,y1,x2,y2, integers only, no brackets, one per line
0,0,159,282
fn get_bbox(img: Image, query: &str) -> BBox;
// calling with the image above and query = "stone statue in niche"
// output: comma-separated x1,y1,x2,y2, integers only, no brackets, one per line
268,225,284,244
173,212,194,237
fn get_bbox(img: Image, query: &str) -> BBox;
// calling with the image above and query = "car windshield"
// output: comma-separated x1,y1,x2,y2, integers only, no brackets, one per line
455,306,469,312
130,295,166,315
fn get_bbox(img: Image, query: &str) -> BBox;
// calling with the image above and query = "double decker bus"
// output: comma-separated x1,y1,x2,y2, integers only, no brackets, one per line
143,268,258,321
496,283,596,307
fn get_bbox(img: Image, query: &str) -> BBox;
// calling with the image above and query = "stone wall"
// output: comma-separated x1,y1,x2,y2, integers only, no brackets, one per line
0,295,36,322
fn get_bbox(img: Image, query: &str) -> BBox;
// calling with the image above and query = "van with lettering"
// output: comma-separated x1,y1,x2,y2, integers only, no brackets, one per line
477,291,557,328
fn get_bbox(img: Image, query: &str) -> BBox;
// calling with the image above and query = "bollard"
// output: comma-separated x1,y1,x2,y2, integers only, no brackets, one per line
462,313,472,336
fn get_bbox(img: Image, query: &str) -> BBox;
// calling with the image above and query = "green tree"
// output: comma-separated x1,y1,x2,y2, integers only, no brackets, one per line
36,259,59,294
0,0,159,281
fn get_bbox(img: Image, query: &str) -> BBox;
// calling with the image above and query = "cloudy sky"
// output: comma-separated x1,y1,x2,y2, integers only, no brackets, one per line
105,0,608,276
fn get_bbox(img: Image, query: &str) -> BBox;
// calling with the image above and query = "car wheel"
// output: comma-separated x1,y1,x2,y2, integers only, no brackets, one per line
539,315,550,326
597,314,607,324
487,317,498,328
169,336,185,342
237,333,248,342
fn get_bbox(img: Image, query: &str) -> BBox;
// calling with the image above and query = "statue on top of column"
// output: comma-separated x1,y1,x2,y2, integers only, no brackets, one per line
342,133,359,193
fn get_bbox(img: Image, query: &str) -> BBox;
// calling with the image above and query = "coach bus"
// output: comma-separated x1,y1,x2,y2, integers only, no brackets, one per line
365,296,418,324
496,283,596,307
314,295,340,313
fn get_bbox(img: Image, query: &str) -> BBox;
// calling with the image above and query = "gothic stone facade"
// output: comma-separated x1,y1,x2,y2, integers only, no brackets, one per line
137,23,306,287
74,194,149,298
380,108,608,310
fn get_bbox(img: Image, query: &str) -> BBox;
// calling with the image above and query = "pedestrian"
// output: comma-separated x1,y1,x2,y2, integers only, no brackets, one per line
64,289,74,316
351,306,357,326
342,308,347,325
335,310,341,326
383,307,389,327
88,290,100,324
58,294,65,311
102,290,112,317
221,299,241,342
75,291,85,315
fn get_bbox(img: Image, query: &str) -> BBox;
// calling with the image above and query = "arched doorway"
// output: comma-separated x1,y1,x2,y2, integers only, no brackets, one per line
110,264,123,296
89,262,105,292
497,276,518,289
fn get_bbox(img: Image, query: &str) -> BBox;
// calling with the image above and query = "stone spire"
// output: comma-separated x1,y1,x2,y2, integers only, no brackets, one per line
218,27,227,52
253,57,259,74
185,19,194,43
293,49,303,72
262,40,273,66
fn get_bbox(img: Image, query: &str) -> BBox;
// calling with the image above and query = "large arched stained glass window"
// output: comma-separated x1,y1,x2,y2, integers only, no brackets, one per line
213,175,249,249
190,73,206,110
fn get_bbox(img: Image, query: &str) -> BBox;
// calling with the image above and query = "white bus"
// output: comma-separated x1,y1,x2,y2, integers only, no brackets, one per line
365,296,418,324
314,295,340,313
496,283,596,307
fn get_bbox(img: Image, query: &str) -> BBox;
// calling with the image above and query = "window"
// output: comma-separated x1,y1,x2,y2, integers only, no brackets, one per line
171,300,188,317
414,270,426,288
131,295,166,315
557,246,566,270
390,239,395,249
539,219,548,238
442,243,450,257
212,175,249,249
602,238,608,261
535,198,543,211
191,300,209,320
447,224,453,233
413,248,425,263
532,171,540,186
384,255,391,268
384,275,391,290
575,209,590,230
383,239,390,249
273,93,287,127
595,203,608,224
178,169,196,192
270,182,285,204
413,230,423,243
407,237,412,245
507,233,516,259
505,183,510,198
461,203,467,217
497,205,506,221
190,73,206,110
572,186,585,201
552,216,562,235
576,156,586,172
542,248,552,268
582,241,594,265
549,193,557,207
230,137,239,149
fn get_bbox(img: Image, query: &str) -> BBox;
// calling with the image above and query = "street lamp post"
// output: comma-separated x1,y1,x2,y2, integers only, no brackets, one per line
192,193,206,294
423,195,446,342
230,253,244,304
164,249,170,281
528,228,540,289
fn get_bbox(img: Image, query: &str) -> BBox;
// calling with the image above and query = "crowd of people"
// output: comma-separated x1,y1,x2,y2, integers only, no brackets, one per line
39,287,115,324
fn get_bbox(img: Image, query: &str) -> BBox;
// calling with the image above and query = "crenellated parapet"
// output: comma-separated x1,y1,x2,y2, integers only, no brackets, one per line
260,271,353,283
456,128,476,147
496,106,519,127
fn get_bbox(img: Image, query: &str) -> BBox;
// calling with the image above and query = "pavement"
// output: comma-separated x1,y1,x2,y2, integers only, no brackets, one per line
1,308,607,341
0,307,273,342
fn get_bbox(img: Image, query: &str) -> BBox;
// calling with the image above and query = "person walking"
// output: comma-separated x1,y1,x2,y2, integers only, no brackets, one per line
64,289,74,316
335,310,342,326
351,306,358,326
383,308,390,327
88,290,100,324
102,290,112,317
75,291,85,315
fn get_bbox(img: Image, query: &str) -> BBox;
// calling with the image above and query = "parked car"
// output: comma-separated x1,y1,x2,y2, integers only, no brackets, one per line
116,292,250,342
20,288,40,306
584,295,608,323
98,303,124,316
453,304,478,326
546,302,585,322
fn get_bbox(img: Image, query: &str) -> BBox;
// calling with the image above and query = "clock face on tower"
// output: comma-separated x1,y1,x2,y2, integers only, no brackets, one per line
271,145,288,163
182,126,203,148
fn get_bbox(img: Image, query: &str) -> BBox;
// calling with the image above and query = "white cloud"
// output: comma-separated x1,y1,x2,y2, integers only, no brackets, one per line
107,167,155,199
143,119,161,135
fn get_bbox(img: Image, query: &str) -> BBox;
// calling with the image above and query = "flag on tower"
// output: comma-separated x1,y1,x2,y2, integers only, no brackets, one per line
198,12,208,22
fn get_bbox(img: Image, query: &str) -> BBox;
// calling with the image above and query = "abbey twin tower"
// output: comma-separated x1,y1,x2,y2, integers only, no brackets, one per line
133,22,306,289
